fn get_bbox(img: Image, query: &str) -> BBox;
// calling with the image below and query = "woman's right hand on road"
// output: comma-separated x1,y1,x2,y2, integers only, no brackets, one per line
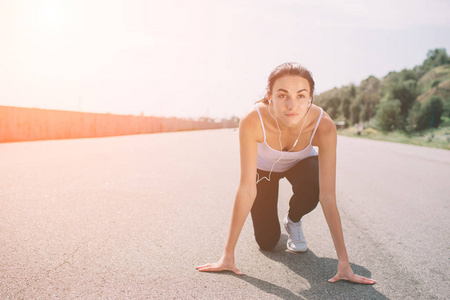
196,253,243,275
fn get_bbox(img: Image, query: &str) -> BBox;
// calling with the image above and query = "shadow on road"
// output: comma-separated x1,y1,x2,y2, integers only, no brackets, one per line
239,234,389,300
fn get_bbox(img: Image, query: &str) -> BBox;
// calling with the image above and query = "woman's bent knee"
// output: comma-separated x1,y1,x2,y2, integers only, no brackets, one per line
255,233,280,251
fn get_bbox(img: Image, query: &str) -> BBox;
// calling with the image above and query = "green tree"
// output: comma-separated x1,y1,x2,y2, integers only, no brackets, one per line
399,68,419,81
326,96,341,119
315,88,342,119
340,97,351,120
416,48,450,76
350,84,356,98
443,97,450,118
350,96,362,124
389,79,418,120
415,96,444,130
375,100,402,132
360,93,379,122
357,76,381,122
406,101,421,132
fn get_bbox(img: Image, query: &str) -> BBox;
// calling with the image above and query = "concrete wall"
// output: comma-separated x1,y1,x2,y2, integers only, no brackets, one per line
0,106,236,143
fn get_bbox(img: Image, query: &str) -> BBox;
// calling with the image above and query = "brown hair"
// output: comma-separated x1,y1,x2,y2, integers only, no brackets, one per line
258,62,315,104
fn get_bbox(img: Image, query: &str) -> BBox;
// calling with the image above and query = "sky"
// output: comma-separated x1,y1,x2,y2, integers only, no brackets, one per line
0,0,449,119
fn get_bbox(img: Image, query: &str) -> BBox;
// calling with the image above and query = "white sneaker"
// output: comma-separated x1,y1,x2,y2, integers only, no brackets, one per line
283,214,307,252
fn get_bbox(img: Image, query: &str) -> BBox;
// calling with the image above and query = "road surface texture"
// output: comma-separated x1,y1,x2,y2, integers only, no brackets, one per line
1,128,449,299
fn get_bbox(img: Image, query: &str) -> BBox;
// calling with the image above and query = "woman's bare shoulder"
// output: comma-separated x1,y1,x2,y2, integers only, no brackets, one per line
240,103,263,129
239,103,265,141
313,108,337,146
317,109,336,133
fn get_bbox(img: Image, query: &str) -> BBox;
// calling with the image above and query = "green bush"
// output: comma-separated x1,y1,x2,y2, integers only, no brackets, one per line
443,97,450,118
390,80,418,117
431,79,441,88
375,100,402,132
415,96,444,130
406,101,421,132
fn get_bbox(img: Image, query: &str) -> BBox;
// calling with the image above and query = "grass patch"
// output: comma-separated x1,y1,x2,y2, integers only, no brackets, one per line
338,126,450,150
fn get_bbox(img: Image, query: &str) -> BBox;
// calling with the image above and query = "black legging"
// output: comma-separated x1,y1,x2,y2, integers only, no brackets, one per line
250,155,320,251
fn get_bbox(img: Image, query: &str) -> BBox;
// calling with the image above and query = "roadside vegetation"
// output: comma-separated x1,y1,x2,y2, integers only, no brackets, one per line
338,125,450,150
315,48,450,150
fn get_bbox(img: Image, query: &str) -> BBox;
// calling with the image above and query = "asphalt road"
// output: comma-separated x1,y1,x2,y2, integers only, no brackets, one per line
1,129,449,299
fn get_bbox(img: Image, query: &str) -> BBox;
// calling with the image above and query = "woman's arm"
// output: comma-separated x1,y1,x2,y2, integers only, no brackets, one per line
196,111,259,275
224,112,258,255
316,115,376,285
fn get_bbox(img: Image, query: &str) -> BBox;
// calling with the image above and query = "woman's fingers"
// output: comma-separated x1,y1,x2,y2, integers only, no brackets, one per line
232,267,243,275
195,264,210,269
196,263,243,275
352,275,376,285
328,276,339,283
196,263,220,272
329,274,376,285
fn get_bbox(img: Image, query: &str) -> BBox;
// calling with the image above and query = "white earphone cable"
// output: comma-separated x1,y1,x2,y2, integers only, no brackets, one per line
256,100,312,184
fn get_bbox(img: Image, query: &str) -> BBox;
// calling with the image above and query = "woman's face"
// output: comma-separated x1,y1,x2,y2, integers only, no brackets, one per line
268,75,312,128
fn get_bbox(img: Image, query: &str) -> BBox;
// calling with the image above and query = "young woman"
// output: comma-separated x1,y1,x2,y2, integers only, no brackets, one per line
196,63,375,284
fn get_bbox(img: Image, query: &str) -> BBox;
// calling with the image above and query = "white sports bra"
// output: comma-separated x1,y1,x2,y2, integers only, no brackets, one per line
256,105,323,172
